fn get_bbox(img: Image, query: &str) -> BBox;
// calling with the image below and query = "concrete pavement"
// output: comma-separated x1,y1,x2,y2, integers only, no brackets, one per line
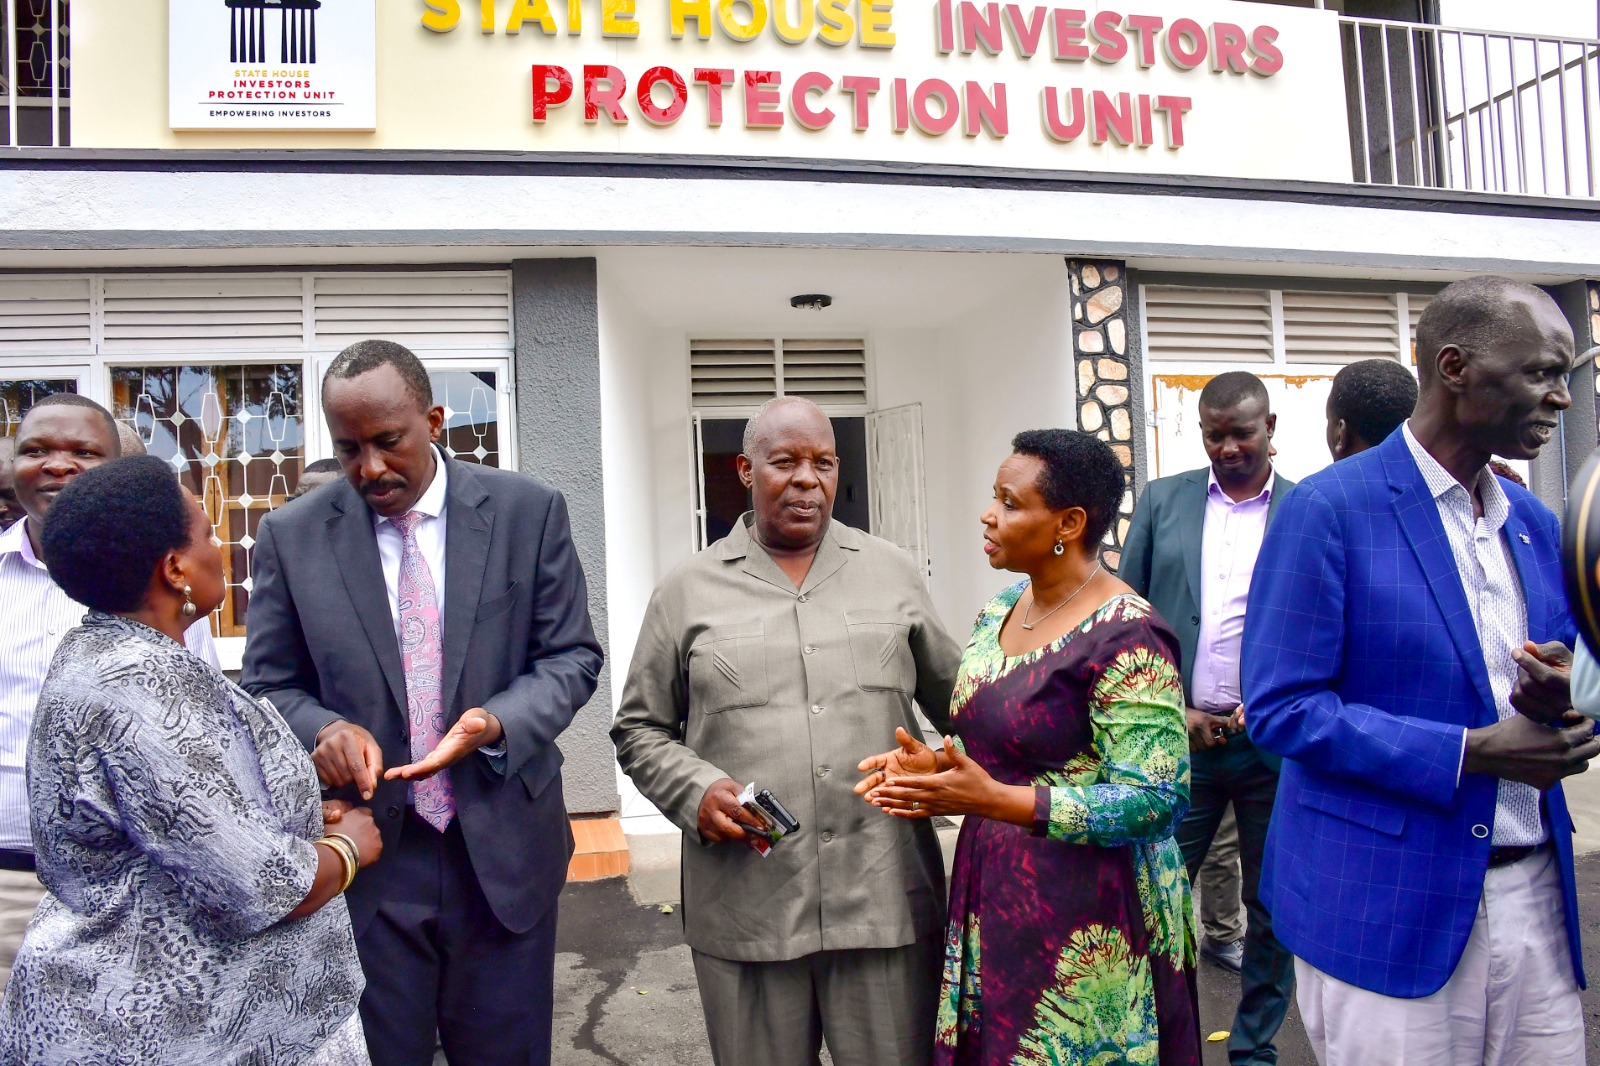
540,782,1600,1065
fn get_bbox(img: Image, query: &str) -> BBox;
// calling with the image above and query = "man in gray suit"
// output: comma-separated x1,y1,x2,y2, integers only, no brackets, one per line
1120,371,1296,1066
242,340,603,1066
613,396,963,1066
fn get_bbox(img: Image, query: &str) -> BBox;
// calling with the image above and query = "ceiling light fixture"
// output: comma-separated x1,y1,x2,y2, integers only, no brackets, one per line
790,293,833,311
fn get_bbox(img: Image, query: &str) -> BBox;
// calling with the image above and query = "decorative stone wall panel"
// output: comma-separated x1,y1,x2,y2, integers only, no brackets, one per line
1069,258,1135,572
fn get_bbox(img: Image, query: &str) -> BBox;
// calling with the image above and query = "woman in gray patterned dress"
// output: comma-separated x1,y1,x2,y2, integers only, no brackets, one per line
0,456,382,1065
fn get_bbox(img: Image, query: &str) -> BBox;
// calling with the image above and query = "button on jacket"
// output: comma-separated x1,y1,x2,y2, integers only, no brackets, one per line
613,514,963,963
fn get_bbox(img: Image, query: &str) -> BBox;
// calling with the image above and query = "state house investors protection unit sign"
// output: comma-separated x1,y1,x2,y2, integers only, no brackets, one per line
169,0,377,130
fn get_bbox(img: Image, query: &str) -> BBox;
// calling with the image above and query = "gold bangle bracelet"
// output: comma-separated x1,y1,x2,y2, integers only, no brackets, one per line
326,832,362,870
316,838,357,893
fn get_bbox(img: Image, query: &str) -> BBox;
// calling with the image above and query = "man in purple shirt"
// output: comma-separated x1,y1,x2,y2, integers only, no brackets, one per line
1121,371,1296,1066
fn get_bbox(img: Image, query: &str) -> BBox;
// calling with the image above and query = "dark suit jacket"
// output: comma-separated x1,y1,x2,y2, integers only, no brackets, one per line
1119,466,1294,765
241,454,604,936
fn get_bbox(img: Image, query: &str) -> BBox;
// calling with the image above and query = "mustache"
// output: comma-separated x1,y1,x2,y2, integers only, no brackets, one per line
360,479,405,497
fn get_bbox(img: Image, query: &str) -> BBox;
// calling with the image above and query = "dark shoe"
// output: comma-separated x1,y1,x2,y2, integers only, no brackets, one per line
1201,937,1244,973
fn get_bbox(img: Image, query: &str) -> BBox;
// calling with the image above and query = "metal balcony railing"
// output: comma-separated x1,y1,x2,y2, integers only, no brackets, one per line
2,0,67,148
1342,16,1600,198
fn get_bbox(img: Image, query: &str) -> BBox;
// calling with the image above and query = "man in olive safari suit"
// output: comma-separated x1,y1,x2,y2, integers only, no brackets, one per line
613,397,962,1066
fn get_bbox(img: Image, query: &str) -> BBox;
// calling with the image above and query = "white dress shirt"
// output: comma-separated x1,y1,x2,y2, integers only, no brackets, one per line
371,448,449,645
1401,423,1544,847
1190,467,1274,712
367,449,504,768
0,517,220,852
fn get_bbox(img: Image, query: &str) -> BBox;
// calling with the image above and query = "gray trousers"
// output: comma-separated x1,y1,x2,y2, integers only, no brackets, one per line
1199,805,1246,944
0,869,45,990
691,935,942,1066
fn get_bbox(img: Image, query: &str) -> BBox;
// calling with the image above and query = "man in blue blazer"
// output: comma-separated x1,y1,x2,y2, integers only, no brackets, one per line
1244,276,1599,1064
243,341,604,1066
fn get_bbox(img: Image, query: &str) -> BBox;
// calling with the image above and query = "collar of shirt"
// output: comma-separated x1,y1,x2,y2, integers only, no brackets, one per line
1401,421,1510,534
371,447,449,534
1205,465,1275,508
0,518,44,572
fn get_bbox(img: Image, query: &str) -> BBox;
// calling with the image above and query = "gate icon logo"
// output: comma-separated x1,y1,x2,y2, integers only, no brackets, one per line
226,0,323,64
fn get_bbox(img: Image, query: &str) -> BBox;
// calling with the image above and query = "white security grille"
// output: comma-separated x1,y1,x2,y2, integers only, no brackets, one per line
0,276,90,351
102,276,305,351
1143,287,1275,363
689,337,868,410
313,274,513,349
1282,291,1405,363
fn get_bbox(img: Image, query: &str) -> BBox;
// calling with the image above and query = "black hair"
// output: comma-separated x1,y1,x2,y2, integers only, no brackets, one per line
19,394,122,456
323,339,434,413
1197,371,1269,413
41,456,194,613
1011,429,1125,548
302,458,342,476
1329,359,1417,447
1414,276,1558,386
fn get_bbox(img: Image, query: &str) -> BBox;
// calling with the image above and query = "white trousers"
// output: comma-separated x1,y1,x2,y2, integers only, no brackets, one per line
1295,846,1585,1066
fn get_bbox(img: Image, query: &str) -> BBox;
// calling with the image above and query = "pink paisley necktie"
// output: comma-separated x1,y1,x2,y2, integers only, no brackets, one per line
393,510,455,831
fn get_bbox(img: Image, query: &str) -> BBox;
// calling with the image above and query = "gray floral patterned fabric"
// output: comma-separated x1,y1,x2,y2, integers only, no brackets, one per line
0,612,365,1065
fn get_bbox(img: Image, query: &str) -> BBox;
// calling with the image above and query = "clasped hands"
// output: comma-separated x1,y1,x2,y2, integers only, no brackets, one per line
312,708,503,799
1469,639,1600,792
854,726,1034,827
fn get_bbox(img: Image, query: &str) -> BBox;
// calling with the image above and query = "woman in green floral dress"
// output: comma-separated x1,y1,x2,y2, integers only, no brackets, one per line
859,429,1201,1066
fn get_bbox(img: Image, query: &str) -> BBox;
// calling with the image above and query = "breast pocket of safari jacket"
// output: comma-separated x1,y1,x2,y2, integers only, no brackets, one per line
844,610,915,693
688,622,770,714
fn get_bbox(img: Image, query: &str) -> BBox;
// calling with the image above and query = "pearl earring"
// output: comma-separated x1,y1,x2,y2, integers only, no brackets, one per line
180,585,197,620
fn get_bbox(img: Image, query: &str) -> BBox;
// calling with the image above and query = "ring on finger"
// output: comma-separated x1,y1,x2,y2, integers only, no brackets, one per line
912,801,920,811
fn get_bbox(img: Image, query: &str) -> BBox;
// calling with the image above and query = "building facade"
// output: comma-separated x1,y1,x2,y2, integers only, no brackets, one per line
2,0,1599,855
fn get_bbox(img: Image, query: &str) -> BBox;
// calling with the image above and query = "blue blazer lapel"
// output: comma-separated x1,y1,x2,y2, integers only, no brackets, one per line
1381,436,1498,724
326,485,408,715
441,457,493,715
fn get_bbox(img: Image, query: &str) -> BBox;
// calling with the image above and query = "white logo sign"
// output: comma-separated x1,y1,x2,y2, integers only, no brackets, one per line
169,0,377,130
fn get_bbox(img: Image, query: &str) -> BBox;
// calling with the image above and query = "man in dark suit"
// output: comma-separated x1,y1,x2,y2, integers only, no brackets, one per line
1120,371,1295,1066
1245,277,1596,1063
242,340,603,1066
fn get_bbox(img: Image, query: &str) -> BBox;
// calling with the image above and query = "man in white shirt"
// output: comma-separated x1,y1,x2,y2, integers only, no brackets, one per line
0,394,219,985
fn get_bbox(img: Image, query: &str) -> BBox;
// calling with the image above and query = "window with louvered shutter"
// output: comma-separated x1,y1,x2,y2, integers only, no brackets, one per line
780,339,868,407
314,274,512,349
102,276,305,351
690,340,780,409
1405,293,1432,364
1143,286,1274,363
1282,291,1404,363
0,278,92,353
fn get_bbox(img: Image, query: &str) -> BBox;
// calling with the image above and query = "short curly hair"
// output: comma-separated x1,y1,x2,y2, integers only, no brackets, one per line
323,339,434,414
1011,429,1126,547
41,456,195,613
1329,359,1417,448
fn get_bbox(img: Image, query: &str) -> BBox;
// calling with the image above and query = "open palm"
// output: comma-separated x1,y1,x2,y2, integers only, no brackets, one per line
855,726,942,798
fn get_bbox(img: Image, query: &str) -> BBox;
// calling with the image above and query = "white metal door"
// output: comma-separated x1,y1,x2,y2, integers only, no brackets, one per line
867,403,931,580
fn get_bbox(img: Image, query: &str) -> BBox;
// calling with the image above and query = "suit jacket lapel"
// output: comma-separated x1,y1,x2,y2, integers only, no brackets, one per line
1180,470,1207,615
1501,505,1542,635
1266,472,1289,524
1383,436,1498,722
441,458,492,714
326,485,408,714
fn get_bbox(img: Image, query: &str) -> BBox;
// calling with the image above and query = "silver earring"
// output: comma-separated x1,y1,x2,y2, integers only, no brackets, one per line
1053,541,1065,556
180,585,197,620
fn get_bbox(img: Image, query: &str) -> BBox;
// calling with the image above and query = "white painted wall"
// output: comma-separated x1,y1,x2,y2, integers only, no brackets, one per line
1437,1,1595,38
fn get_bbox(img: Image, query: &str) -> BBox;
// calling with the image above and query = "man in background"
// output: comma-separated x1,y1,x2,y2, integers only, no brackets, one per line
1325,357,1418,460
1121,371,1297,1066
292,457,343,500
0,438,21,530
0,395,218,985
